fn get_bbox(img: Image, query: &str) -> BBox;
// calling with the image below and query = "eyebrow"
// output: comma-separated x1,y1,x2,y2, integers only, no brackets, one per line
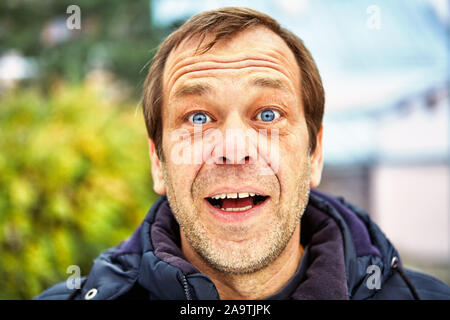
251,77,289,91
173,82,212,99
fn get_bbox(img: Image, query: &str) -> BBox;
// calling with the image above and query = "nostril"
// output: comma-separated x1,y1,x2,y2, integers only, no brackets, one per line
216,155,251,164
218,156,227,164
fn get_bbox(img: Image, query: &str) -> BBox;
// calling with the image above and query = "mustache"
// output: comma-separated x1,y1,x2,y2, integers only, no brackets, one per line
191,164,280,199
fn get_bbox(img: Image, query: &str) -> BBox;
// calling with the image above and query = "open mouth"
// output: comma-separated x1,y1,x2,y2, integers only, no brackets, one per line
205,192,269,212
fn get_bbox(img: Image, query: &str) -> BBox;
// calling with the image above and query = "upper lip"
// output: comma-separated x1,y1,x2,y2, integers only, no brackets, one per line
205,186,269,199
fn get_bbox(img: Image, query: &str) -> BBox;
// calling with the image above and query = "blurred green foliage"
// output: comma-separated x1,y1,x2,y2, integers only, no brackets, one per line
0,83,158,299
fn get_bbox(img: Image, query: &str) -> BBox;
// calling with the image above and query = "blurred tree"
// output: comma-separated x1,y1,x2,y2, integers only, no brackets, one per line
0,0,168,299
0,83,158,299
0,0,163,97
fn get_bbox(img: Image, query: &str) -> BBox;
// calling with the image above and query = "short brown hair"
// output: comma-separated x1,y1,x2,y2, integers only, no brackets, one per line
142,7,324,160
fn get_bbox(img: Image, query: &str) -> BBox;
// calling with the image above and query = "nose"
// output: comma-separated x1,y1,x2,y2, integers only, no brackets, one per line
210,111,257,165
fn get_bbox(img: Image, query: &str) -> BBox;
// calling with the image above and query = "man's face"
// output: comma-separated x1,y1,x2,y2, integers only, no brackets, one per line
150,26,323,274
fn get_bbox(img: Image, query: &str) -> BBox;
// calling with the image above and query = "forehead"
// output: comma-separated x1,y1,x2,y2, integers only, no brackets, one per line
163,26,301,97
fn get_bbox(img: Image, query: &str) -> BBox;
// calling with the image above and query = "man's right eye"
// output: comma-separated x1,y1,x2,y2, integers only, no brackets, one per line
188,112,212,125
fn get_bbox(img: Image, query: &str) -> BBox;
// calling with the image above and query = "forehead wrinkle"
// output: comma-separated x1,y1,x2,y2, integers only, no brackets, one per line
164,34,302,111
167,63,298,103
168,67,298,107
165,47,299,94
165,32,298,78
164,26,300,91
168,58,277,90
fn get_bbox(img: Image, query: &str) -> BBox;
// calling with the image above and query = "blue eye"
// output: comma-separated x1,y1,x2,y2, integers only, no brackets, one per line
188,112,212,124
257,109,280,122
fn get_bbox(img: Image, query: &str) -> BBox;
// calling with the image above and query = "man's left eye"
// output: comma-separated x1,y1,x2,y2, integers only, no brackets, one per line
256,109,280,122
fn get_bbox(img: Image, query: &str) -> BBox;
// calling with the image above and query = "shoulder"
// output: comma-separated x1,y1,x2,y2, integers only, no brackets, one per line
404,269,450,300
33,277,87,300
373,269,450,300
34,243,141,300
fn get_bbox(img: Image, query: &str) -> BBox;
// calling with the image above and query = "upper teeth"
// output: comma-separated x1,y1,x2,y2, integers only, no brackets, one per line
211,192,258,200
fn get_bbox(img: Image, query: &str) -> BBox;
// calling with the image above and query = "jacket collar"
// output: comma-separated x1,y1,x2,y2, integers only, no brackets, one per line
137,196,219,299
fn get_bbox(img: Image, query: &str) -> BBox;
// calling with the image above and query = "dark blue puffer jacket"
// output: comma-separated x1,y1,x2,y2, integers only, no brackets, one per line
35,189,450,300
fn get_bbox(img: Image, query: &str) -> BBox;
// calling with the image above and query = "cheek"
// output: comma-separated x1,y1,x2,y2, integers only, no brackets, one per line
162,134,204,200
276,126,310,187
164,162,197,196
281,120,309,156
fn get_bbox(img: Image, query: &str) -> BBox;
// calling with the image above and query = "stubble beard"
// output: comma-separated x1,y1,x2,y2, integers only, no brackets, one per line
161,158,311,275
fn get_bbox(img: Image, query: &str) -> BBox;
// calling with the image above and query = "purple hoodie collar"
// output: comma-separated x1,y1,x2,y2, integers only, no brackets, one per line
310,189,381,257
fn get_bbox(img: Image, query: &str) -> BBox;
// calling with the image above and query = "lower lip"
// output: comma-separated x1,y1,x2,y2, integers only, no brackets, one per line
204,198,269,223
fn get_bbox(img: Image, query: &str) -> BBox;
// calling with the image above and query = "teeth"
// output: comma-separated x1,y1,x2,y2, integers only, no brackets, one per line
221,205,252,212
211,192,258,199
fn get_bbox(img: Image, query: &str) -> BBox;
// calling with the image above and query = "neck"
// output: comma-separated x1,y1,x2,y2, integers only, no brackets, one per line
181,223,302,300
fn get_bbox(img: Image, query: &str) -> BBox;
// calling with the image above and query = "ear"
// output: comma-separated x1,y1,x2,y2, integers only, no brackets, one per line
310,125,324,188
148,138,166,195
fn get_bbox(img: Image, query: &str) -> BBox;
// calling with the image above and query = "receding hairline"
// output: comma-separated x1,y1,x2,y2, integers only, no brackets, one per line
163,25,301,101
165,24,298,71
